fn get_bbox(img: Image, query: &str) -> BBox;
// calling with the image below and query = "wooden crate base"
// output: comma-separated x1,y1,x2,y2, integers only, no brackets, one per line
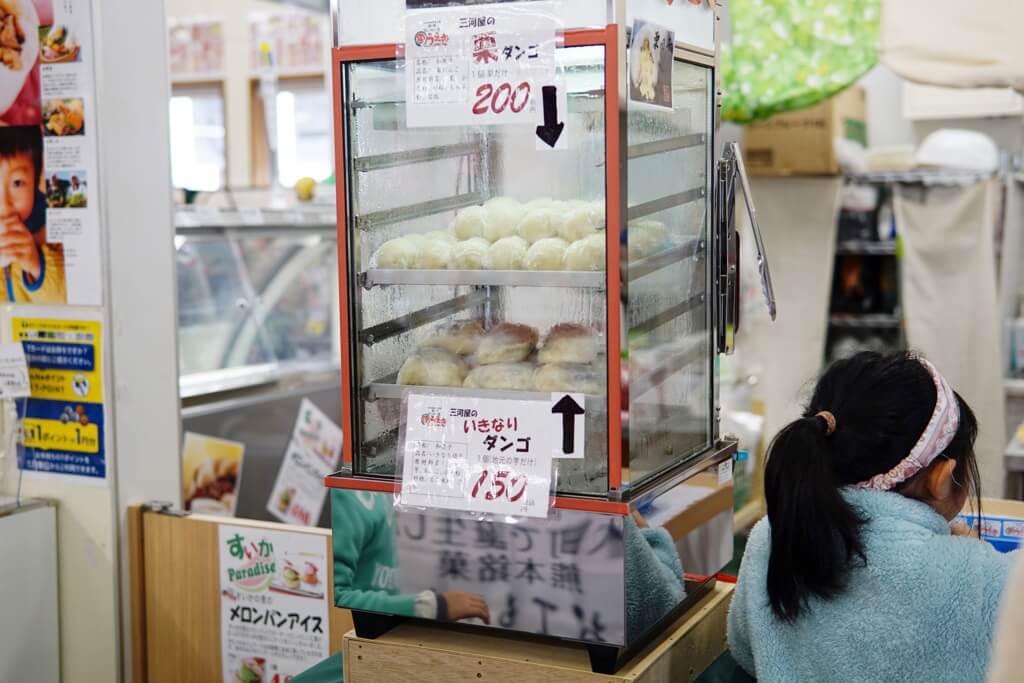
344,582,734,683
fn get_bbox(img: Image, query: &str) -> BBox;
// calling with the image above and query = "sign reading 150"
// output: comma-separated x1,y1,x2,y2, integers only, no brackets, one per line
472,81,531,116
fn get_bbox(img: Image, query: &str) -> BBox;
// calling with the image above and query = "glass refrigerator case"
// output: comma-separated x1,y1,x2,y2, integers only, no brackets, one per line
326,1,773,672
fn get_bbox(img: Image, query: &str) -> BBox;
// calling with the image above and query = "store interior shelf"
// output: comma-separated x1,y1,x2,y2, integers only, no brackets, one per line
356,190,487,230
828,313,902,329
175,207,337,232
630,342,706,400
845,170,995,186
353,137,482,172
363,374,606,404
628,238,703,281
627,133,706,160
628,187,704,221
361,268,606,289
835,240,897,256
359,291,488,346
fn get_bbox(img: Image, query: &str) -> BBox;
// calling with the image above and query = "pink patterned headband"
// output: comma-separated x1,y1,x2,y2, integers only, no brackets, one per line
853,358,960,491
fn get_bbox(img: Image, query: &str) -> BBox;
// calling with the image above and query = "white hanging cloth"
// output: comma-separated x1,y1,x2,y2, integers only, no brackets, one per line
896,180,1006,496
881,0,1024,92
736,177,841,442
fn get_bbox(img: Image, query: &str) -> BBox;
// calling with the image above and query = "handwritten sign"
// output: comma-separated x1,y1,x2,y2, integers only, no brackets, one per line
404,3,558,128
0,343,30,399
399,393,571,518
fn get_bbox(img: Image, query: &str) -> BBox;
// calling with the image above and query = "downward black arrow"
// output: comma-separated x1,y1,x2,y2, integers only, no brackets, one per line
535,85,564,148
551,395,585,454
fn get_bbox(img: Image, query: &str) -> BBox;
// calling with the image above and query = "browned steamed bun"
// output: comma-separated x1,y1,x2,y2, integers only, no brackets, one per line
538,323,599,364
421,320,485,356
397,347,468,387
475,322,539,365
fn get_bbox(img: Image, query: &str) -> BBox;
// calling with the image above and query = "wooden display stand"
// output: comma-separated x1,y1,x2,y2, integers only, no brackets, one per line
344,582,734,683
128,505,353,683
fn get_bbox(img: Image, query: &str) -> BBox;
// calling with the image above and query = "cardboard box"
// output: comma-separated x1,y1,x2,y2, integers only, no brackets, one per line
957,498,1024,553
742,86,867,176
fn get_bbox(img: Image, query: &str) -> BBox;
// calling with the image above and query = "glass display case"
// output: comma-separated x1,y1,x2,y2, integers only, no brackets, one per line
326,1,773,672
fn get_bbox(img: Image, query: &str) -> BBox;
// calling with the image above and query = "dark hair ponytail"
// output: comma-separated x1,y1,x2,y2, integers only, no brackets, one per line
765,416,866,622
763,352,980,622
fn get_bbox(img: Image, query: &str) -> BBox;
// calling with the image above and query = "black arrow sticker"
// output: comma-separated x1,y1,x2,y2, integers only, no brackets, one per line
535,85,564,148
551,394,585,454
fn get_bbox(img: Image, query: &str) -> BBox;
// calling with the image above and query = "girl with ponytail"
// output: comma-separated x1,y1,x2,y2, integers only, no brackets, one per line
728,352,1015,682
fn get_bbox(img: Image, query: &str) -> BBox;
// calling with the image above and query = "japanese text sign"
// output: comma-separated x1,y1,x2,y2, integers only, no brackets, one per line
395,508,627,644
219,525,330,682
0,343,30,399
404,2,558,127
13,314,106,480
267,398,344,527
399,392,579,519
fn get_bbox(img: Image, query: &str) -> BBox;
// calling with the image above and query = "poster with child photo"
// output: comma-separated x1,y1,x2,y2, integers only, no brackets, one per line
0,0,101,305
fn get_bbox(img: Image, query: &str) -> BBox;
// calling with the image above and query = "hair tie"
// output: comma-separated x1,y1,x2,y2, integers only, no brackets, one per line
816,411,837,436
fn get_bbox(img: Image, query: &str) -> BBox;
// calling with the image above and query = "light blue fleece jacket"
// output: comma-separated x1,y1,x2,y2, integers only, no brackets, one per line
728,489,1016,683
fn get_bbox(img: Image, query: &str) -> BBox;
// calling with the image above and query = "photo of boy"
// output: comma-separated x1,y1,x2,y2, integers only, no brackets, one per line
0,125,65,303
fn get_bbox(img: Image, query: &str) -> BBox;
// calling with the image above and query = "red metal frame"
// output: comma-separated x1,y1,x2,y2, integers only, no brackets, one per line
331,49,354,465
603,25,623,491
324,474,631,516
330,27,625,503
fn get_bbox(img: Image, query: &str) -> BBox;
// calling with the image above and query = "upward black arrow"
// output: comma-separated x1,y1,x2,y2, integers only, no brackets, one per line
551,395,585,454
535,85,564,148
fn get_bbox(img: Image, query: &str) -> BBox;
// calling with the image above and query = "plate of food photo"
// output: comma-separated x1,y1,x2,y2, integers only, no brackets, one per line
0,0,38,117
40,24,78,64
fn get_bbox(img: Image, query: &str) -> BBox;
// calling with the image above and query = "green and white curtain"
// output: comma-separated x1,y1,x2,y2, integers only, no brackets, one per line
722,0,880,124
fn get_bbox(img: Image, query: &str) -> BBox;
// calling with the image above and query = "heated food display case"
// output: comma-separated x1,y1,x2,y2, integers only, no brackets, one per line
326,0,773,672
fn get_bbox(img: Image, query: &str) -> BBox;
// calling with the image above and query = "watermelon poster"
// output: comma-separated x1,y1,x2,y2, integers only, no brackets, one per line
219,525,330,682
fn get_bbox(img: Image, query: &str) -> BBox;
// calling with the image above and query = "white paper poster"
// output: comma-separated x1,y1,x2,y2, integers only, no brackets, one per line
266,398,343,526
398,392,585,519
219,525,330,683
0,342,30,398
40,1,102,304
0,1,102,306
404,2,559,128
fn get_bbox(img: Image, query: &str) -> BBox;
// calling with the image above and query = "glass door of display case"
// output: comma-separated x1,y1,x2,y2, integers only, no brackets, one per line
623,57,713,490
340,42,614,496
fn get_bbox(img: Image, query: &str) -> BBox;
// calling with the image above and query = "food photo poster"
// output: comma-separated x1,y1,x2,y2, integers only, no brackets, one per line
0,0,102,307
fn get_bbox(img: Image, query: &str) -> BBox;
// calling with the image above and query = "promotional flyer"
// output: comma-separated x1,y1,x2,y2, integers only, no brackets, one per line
182,432,245,516
0,0,103,306
266,398,343,526
13,312,105,479
219,525,330,683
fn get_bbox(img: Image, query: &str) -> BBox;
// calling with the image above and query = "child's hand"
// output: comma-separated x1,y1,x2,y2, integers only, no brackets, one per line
442,591,491,623
631,510,649,528
0,218,40,280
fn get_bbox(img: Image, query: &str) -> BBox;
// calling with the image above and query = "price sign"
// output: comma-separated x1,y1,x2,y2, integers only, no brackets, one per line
399,392,567,518
404,3,558,128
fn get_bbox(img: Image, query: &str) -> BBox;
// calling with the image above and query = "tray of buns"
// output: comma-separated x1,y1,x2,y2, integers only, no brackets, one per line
364,321,610,403
362,268,606,289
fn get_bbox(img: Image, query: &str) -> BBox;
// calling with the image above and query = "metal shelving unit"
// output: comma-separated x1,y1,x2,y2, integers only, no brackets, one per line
835,240,897,256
